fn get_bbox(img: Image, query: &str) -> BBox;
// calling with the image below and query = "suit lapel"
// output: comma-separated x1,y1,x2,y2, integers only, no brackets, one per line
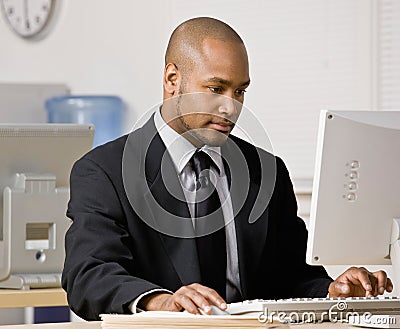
140,117,201,285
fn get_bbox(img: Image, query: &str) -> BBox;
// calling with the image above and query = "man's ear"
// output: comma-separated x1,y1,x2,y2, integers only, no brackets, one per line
163,63,181,96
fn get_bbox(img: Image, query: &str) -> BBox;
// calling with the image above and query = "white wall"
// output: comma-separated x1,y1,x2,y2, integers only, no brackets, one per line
0,0,171,131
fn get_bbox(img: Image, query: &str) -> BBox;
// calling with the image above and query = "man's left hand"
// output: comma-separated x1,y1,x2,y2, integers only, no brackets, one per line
328,267,393,297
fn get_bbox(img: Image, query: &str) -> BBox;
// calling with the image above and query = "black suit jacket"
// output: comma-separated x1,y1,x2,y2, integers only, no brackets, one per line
62,116,332,320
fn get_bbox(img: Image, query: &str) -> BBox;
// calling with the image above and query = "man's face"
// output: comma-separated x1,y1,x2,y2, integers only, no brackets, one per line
168,38,250,147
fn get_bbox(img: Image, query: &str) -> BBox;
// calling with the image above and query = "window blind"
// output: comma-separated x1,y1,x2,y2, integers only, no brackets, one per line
378,0,400,109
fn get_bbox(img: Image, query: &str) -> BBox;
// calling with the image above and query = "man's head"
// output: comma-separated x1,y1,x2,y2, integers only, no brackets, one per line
162,17,250,147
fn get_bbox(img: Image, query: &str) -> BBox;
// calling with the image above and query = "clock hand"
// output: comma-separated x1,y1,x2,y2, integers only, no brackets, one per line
24,0,29,31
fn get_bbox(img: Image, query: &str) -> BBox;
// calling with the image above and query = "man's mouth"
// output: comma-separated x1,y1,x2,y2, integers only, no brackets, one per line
208,121,234,132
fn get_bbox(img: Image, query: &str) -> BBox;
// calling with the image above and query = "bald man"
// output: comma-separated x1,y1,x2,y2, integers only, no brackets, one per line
62,17,392,320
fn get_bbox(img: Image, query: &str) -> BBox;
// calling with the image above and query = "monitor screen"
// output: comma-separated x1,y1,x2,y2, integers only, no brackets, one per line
306,110,400,289
0,124,93,282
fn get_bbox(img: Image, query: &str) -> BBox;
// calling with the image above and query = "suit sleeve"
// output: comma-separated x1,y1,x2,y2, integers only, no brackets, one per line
270,157,333,298
62,157,162,320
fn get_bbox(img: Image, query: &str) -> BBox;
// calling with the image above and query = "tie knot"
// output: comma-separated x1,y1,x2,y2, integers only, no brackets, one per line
191,151,217,180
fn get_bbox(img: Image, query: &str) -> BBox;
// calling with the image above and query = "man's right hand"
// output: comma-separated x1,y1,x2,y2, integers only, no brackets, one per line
139,283,227,315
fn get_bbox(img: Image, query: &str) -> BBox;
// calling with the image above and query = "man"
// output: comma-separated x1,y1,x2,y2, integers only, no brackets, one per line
62,17,392,320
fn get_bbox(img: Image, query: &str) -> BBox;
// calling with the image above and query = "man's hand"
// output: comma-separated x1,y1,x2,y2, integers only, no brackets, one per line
328,267,393,297
139,283,227,315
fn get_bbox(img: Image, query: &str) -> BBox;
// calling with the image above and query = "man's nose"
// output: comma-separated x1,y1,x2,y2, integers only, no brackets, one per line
218,95,237,117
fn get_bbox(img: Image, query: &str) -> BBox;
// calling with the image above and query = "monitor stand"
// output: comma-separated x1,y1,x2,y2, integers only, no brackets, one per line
0,173,70,289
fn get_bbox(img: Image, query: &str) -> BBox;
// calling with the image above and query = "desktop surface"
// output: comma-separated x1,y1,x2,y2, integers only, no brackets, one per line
0,322,100,329
0,288,67,308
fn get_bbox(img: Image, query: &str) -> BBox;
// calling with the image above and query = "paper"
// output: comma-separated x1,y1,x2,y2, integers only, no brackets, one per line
100,311,285,328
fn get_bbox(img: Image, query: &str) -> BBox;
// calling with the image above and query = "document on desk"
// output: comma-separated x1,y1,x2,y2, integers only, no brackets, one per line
100,312,285,328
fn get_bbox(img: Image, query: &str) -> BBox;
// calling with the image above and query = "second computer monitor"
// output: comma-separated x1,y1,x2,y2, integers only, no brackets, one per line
0,124,94,286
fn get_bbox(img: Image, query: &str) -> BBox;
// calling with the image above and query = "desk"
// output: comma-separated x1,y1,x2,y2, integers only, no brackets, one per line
0,288,67,308
0,322,100,329
0,321,356,329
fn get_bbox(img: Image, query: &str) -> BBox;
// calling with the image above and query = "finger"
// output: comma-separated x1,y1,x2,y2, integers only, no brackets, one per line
184,287,213,314
372,275,379,296
329,281,351,297
192,284,227,310
368,274,378,297
173,290,203,315
346,268,373,295
372,271,387,295
386,278,394,293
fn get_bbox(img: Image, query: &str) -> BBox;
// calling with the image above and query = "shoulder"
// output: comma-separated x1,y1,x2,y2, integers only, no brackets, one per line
76,117,154,171
68,135,129,192
228,134,287,176
84,135,128,166
228,134,274,160
71,117,159,183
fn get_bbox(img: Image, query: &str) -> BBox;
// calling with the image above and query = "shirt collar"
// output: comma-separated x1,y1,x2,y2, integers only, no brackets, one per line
154,108,224,174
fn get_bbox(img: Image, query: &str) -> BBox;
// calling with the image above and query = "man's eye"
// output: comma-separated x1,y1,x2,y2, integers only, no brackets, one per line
208,87,223,94
235,89,247,96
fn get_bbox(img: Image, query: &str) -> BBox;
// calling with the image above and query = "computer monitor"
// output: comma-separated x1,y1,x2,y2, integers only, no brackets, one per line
0,124,93,289
306,110,400,292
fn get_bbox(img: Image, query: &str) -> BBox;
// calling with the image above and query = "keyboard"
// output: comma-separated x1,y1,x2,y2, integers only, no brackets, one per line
227,297,400,327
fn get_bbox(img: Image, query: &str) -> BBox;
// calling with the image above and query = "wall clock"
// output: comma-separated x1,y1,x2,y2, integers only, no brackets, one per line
1,0,57,39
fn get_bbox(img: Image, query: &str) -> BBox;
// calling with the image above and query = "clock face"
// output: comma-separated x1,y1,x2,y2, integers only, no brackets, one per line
1,0,55,38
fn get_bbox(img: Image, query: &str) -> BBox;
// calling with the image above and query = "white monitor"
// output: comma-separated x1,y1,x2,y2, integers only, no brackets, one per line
306,110,400,291
0,124,93,289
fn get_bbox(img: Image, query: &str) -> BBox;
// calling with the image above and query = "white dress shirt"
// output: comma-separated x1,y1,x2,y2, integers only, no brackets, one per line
129,109,242,312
